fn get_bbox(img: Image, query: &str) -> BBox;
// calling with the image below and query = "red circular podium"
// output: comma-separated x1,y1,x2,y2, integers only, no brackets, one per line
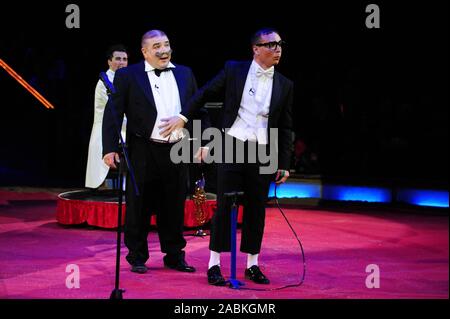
56,189,243,229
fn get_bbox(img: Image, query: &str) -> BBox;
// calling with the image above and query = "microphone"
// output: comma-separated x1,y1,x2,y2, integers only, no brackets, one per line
249,88,255,96
99,72,116,95
154,84,159,89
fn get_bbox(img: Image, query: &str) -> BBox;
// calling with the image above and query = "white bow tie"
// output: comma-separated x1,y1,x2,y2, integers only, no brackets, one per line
256,67,274,78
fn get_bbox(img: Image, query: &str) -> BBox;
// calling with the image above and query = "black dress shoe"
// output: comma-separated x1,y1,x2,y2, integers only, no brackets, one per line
245,265,270,284
164,257,196,273
207,265,227,286
131,263,148,274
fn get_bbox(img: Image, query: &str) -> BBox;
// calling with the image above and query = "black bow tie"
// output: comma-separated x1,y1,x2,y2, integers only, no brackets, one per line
154,68,172,77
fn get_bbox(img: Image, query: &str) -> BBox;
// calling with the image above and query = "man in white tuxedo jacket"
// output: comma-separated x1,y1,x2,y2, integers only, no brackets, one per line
85,45,128,188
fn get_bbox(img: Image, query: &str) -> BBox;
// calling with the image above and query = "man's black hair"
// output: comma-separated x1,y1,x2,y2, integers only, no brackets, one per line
106,44,128,60
250,28,280,45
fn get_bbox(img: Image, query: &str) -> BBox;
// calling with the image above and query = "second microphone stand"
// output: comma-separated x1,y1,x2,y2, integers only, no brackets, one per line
100,72,140,300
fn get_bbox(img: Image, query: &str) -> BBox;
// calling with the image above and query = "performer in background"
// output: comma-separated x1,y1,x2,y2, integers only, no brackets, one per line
160,28,293,285
85,44,128,189
102,30,199,274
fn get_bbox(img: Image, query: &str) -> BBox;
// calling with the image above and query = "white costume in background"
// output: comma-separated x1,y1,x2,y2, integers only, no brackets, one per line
85,69,127,188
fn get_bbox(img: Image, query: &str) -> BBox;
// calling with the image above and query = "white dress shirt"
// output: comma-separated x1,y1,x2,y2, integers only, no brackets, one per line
227,60,273,144
145,61,184,142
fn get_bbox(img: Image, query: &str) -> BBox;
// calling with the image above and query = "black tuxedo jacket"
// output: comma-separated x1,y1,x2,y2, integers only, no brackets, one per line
102,61,200,156
181,60,294,170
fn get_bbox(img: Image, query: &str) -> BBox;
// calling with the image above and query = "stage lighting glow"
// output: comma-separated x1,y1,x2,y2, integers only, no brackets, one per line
269,180,448,208
397,189,449,208
269,182,393,202
322,185,391,202
269,181,321,198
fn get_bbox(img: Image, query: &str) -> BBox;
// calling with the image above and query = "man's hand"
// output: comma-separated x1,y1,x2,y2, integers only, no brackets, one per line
275,169,290,184
159,116,185,138
103,152,120,169
194,147,209,162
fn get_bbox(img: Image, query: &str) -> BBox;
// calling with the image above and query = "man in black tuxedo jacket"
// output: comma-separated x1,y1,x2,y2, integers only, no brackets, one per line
161,28,293,285
102,30,197,274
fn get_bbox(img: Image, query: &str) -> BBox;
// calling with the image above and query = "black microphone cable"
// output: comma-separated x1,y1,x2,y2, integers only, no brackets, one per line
236,181,306,291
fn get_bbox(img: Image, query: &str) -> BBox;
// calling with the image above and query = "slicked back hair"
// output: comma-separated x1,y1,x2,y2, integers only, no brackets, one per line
141,29,168,47
250,28,280,46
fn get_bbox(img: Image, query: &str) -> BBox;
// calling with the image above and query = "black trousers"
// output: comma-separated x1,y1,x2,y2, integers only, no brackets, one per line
124,135,187,265
209,139,273,255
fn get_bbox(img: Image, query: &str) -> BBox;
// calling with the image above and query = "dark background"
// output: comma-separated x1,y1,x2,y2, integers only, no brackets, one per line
0,0,448,188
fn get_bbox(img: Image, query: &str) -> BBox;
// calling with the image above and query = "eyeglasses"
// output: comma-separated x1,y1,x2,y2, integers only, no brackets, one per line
255,40,286,51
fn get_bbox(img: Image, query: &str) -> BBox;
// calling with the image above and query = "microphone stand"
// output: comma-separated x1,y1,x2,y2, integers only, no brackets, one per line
100,73,140,300
223,191,245,289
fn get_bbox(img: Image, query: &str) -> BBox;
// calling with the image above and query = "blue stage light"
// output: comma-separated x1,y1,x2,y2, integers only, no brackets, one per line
397,189,449,208
322,185,392,202
269,182,321,198
268,180,448,208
